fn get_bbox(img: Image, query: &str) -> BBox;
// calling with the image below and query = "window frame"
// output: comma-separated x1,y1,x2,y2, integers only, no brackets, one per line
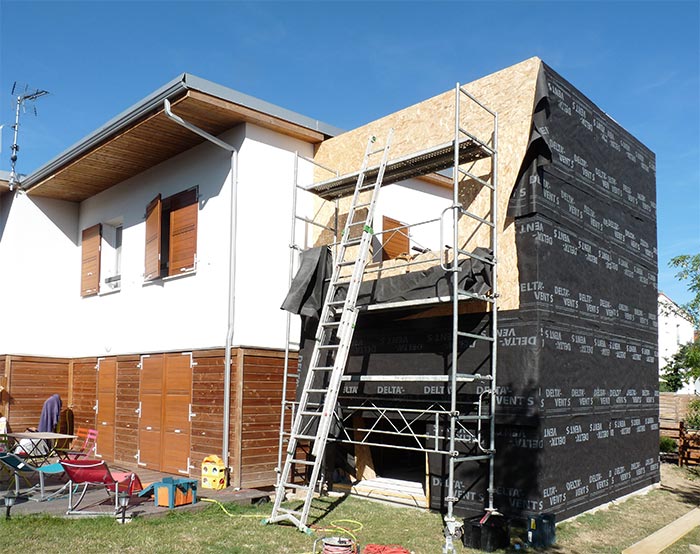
144,186,198,282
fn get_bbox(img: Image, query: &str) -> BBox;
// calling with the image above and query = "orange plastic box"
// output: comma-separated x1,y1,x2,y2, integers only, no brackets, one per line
153,477,198,509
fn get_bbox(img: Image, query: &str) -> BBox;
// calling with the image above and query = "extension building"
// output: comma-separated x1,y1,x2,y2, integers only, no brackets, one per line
0,57,659,522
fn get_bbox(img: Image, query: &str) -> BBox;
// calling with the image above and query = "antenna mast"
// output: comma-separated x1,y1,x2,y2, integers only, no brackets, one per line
8,82,49,191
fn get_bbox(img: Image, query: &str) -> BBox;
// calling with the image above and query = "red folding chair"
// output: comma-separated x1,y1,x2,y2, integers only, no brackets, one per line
59,459,143,515
56,428,98,460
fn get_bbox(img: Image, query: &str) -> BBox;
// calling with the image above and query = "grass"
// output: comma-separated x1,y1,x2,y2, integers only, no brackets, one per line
2,464,699,554
1,497,447,554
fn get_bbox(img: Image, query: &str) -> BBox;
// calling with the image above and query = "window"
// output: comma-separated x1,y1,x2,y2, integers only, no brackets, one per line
381,216,410,261
144,187,198,281
101,221,123,291
80,224,101,297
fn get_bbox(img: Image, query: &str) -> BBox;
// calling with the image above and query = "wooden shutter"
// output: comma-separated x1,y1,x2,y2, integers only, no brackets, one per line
161,353,192,474
96,358,116,461
139,355,163,468
144,195,162,281
80,224,101,297
382,216,410,261
168,188,198,276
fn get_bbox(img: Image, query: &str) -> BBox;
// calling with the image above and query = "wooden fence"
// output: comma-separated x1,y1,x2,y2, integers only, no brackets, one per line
660,392,694,431
659,393,700,466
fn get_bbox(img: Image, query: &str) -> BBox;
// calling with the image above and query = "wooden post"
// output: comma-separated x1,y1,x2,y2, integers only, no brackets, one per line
231,348,244,489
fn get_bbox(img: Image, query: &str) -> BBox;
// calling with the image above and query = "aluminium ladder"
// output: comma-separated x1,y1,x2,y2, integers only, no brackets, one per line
267,131,393,531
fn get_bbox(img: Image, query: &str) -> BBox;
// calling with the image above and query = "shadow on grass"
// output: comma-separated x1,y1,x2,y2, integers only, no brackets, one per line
285,493,350,528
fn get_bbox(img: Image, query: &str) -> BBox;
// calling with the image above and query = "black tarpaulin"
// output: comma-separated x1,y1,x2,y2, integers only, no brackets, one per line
281,246,493,326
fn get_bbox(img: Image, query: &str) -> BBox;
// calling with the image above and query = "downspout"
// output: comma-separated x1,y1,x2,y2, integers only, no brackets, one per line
163,99,238,481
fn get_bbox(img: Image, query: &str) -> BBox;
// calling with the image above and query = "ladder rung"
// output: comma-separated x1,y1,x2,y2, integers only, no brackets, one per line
457,168,494,190
311,366,334,372
299,411,323,417
290,459,315,466
337,260,357,267
460,208,495,228
352,202,372,209
457,289,495,303
359,182,378,190
317,344,339,350
455,454,492,463
327,300,345,307
457,128,496,155
306,388,328,394
320,321,340,328
293,434,317,441
283,482,310,490
457,331,495,342
341,238,363,247
278,508,303,516
456,248,495,266
455,374,493,382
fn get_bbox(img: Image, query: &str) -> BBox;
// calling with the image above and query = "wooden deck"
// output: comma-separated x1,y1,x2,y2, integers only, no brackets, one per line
1,460,272,519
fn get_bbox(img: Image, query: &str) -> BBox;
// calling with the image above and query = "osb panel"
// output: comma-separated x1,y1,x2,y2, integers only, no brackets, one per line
312,57,542,310
71,359,98,429
115,358,140,466
6,358,70,432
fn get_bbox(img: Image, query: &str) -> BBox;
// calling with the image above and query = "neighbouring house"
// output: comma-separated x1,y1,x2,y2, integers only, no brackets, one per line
658,292,697,393
0,57,659,523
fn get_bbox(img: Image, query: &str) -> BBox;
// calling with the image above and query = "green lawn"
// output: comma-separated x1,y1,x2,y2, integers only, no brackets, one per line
3,467,699,554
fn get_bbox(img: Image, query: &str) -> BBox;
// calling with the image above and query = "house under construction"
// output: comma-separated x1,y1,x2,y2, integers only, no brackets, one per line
0,57,658,541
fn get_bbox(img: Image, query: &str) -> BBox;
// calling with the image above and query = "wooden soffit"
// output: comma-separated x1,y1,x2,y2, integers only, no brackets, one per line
27,90,325,202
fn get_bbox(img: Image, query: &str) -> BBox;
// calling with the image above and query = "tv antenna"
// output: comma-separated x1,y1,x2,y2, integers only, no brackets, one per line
7,82,49,191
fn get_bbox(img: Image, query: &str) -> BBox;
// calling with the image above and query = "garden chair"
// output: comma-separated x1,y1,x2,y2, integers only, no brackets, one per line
0,451,68,501
59,459,143,515
56,428,98,460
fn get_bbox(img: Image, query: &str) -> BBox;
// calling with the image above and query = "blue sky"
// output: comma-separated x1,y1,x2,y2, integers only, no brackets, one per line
1,0,698,305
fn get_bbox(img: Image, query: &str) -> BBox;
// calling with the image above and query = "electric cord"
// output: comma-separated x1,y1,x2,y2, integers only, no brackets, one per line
200,497,267,518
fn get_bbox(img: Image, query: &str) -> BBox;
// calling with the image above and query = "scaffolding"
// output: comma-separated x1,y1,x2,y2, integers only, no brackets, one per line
274,84,498,550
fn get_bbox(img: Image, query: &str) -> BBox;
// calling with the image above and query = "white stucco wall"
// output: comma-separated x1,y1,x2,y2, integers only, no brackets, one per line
0,192,79,356
0,122,455,358
233,123,314,349
74,126,246,357
375,178,453,253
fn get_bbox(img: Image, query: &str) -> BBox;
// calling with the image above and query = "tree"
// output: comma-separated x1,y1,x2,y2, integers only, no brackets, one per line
661,340,700,392
669,254,700,330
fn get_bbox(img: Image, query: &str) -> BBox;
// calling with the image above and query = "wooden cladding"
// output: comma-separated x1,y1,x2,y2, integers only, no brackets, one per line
7,348,295,489
382,216,410,261
1,356,70,432
144,195,162,281
81,224,101,296
144,187,198,280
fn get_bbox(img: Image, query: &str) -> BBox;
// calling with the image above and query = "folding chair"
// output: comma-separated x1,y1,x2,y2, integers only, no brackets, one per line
0,452,68,501
59,459,143,515
56,428,98,460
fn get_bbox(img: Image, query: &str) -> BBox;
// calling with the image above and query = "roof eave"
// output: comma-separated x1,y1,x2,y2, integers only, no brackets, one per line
20,73,343,193
21,73,190,192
